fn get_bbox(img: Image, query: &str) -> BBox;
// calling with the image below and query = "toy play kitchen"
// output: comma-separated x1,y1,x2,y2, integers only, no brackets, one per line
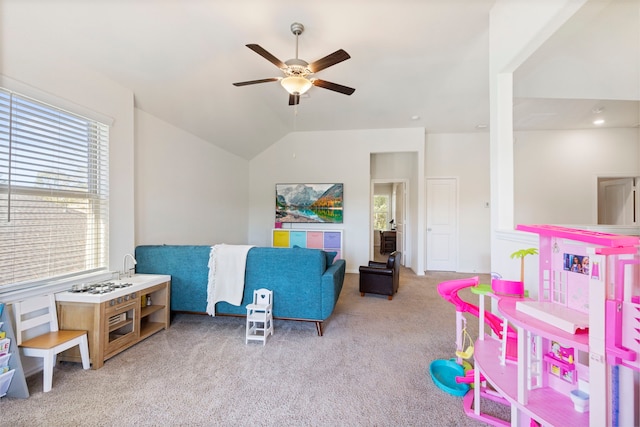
55,274,170,369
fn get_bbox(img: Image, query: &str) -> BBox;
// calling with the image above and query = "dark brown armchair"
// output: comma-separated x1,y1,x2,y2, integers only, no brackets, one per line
359,251,401,300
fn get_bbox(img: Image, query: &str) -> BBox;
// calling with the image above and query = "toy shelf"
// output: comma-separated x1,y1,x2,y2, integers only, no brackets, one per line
475,338,589,427
0,303,29,398
272,229,343,259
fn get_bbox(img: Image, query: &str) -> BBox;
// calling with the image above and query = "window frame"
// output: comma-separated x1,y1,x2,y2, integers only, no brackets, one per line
0,86,110,294
373,194,391,231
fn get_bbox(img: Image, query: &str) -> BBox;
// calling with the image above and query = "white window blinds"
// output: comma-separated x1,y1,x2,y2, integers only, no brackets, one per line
0,88,109,288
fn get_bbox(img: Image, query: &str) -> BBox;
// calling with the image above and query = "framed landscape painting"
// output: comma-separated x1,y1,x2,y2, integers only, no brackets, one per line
275,183,343,224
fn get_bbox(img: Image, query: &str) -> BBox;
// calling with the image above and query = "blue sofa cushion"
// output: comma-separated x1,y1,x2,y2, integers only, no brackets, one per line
216,247,327,318
324,251,337,265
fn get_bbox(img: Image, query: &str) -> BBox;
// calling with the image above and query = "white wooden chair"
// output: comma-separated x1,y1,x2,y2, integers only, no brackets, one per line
13,294,90,392
245,288,274,345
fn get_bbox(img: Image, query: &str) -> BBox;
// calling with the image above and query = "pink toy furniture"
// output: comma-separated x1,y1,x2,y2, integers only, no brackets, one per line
436,276,513,425
472,225,640,427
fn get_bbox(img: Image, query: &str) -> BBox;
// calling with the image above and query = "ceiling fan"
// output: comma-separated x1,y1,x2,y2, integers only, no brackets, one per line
233,22,355,106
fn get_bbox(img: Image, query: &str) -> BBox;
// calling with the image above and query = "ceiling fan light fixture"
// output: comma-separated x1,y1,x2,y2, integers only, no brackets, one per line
233,23,354,104
280,76,313,95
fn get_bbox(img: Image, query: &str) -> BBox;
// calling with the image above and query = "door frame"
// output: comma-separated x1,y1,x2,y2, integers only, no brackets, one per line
370,179,410,266
594,175,639,225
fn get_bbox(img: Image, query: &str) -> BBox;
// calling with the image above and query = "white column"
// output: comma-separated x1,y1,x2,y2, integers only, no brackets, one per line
488,0,589,278
490,72,514,234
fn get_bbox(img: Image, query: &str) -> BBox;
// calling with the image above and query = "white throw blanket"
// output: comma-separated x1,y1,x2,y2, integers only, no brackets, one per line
206,244,254,315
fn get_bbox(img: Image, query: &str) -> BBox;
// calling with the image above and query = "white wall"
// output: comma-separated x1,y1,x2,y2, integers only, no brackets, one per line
514,128,640,225
420,128,640,276
248,128,425,275
135,110,250,245
425,132,492,273
493,127,640,291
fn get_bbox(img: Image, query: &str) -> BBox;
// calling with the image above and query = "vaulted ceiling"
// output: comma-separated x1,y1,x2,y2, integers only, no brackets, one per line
3,0,638,159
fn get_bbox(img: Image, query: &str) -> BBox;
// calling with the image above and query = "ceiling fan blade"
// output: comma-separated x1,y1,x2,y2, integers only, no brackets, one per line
308,49,351,73
233,78,279,87
312,79,355,95
246,44,286,69
288,94,300,106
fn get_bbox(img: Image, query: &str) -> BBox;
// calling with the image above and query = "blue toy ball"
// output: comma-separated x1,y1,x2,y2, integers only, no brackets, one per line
429,358,469,397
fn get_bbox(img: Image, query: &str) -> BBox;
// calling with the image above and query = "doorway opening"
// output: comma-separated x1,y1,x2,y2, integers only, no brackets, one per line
597,176,639,225
371,180,408,266
369,151,418,270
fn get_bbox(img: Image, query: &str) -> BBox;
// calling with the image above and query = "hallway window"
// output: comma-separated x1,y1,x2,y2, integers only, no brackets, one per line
0,88,110,288
373,195,390,230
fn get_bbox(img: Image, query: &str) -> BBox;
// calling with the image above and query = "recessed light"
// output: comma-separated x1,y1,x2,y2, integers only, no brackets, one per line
593,119,605,125
411,115,420,121
475,124,487,129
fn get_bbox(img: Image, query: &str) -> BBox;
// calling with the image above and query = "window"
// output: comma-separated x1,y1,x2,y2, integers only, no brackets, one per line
0,88,109,288
373,195,390,230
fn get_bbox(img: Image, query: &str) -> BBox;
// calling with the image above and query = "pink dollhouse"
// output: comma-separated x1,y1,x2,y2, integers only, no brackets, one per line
471,225,640,426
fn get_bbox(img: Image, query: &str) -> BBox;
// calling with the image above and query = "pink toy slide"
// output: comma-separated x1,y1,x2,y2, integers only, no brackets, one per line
437,276,514,339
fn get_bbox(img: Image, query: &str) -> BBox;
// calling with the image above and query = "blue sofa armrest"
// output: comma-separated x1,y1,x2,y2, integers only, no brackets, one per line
321,259,346,319
135,245,211,313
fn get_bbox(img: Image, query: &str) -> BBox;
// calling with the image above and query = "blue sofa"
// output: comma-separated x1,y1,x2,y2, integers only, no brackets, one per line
134,245,346,335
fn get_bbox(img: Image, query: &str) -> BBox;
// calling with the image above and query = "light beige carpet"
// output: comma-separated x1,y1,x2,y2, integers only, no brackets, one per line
1,268,510,426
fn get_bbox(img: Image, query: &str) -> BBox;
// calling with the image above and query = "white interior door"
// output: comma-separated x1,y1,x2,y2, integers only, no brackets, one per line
426,178,457,271
598,178,636,225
